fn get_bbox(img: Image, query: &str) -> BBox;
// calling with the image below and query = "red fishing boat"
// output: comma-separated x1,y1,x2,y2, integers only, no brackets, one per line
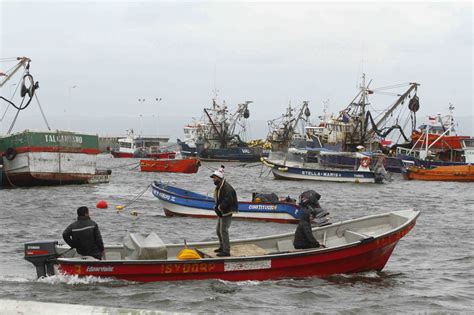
411,130,469,151
411,106,470,151
403,165,474,182
140,158,201,174
24,209,419,282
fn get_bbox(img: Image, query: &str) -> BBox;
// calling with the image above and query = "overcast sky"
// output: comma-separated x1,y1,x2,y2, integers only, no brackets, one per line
1,1,472,140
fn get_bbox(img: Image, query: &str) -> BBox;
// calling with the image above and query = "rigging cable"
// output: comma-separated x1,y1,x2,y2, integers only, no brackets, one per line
120,183,152,209
34,92,51,130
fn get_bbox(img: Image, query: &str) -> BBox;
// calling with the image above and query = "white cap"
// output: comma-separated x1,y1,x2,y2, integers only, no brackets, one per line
210,166,225,179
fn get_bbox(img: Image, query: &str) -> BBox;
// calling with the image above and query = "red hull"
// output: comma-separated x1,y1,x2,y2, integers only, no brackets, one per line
58,218,417,282
411,131,469,150
140,158,200,174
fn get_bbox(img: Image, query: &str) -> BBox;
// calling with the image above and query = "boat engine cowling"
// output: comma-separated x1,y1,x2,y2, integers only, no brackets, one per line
24,240,58,278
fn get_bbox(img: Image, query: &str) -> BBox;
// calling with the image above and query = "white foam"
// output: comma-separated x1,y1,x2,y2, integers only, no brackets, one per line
37,272,114,285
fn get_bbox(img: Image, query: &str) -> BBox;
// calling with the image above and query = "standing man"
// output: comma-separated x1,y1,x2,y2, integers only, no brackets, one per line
63,206,105,260
211,165,238,257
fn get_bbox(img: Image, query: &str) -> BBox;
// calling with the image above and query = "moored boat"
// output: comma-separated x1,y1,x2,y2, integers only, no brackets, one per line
402,165,474,182
410,105,470,151
261,151,387,183
0,57,110,187
110,129,174,159
151,182,326,224
140,158,201,174
0,130,111,186
24,209,420,282
178,97,262,162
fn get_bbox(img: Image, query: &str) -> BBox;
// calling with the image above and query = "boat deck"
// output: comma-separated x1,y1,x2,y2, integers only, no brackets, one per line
198,244,268,258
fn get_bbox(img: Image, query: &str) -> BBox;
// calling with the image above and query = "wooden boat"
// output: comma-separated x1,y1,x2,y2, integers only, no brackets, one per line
151,182,321,224
402,165,474,182
261,151,386,184
24,209,419,282
140,158,201,174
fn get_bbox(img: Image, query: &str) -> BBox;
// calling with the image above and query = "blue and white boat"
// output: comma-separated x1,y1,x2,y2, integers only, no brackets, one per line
261,151,386,184
151,182,329,224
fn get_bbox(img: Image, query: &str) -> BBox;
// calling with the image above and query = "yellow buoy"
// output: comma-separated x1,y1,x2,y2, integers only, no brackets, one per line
116,205,125,210
177,248,201,260
131,210,138,216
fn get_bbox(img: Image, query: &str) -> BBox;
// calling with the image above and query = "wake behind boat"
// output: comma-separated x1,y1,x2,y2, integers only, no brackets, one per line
151,182,329,224
24,209,420,282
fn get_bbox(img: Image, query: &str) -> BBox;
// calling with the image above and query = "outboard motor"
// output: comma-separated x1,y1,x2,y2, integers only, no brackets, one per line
24,240,58,278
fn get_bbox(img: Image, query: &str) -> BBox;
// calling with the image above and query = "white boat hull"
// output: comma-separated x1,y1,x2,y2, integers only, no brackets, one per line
160,199,300,222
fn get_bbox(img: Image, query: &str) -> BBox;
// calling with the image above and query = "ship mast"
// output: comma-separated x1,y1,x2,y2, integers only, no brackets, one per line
0,57,30,88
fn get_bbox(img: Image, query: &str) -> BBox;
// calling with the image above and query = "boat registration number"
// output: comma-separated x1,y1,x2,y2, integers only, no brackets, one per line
159,192,176,202
224,260,271,271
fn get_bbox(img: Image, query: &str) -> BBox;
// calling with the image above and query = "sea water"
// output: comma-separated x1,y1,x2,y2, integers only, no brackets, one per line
0,155,472,312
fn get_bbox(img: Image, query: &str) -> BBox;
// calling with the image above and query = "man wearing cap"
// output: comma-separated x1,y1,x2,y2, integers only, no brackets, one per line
210,166,238,257
62,206,105,260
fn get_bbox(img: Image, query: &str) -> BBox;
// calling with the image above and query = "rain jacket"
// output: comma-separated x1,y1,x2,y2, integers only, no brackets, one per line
214,179,238,217
293,207,320,249
62,216,104,259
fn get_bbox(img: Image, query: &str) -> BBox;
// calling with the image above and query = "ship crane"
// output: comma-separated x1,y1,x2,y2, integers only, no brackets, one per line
0,56,50,134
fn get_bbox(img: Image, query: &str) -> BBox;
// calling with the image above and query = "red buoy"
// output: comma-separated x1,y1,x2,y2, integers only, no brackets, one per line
96,200,108,209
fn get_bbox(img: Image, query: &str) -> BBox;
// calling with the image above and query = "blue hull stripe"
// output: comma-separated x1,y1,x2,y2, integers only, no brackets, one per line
151,182,301,219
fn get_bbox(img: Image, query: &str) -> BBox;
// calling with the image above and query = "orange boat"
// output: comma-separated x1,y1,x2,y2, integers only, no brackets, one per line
140,158,201,174
403,165,474,182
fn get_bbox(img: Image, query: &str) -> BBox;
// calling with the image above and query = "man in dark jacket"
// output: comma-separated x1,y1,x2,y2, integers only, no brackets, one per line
293,207,321,250
211,166,238,257
62,206,105,260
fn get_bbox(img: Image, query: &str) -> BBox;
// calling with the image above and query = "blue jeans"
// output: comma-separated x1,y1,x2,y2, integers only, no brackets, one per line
216,215,232,253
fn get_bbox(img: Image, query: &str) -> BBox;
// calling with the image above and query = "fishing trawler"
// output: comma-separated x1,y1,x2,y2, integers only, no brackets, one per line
110,129,174,159
178,96,262,162
0,57,110,187
310,74,420,152
396,106,472,168
264,76,419,172
267,101,313,152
